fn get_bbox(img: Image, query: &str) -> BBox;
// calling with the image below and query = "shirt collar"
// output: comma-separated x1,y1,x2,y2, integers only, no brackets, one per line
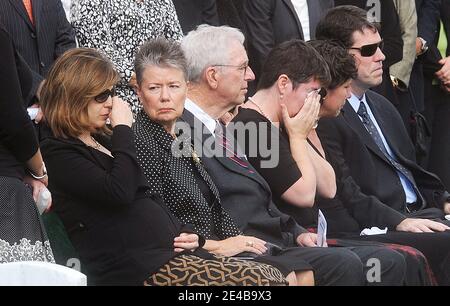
348,93,368,113
184,98,218,136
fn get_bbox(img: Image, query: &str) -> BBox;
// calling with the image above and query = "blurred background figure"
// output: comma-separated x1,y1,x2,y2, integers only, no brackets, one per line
0,25,54,264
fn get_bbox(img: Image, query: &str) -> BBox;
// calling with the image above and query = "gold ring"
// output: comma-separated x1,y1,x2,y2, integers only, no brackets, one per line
246,241,254,247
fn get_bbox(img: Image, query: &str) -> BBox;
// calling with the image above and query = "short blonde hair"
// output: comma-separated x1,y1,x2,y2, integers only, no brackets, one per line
40,48,119,138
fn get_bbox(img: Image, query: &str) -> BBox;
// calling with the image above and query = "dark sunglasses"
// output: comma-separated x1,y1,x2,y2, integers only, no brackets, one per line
94,86,116,103
349,40,384,57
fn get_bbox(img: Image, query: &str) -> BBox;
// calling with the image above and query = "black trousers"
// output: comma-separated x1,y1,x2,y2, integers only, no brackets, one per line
278,245,406,286
333,231,450,285
422,82,450,191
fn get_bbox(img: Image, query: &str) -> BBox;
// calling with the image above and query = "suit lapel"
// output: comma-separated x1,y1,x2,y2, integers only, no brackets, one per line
282,0,304,40
342,101,390,164
306,0,319,40
32,0,42,34
7,0,34,30
180,110,272,192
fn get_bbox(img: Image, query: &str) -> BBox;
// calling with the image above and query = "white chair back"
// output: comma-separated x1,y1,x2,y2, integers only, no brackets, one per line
0,261,87,286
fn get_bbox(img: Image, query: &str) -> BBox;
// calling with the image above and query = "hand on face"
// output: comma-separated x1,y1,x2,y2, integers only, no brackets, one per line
281,90,321,139
109,97,133,128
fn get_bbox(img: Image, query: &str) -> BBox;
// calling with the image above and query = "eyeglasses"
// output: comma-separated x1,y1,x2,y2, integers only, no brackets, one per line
349,40,384,57
212,63,250,75
94,87,116,103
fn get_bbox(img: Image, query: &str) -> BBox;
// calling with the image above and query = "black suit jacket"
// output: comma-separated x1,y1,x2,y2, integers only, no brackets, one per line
180,109,308,248
0,0,75,102
317,90,448,214
416,0,444,76
243,0,334,78
443,0,450,56
173,0,220,34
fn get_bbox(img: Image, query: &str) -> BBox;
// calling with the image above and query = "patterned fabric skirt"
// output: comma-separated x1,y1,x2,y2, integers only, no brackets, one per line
0,176,54,263
145,254,288,286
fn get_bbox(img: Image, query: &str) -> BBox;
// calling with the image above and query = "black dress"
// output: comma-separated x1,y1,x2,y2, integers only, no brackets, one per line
41,125,286,286
0,26,54,263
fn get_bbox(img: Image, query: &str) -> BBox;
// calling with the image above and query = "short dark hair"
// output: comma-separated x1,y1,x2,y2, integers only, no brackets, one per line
257,39,331,90
308,40,358,89
315,5,379,48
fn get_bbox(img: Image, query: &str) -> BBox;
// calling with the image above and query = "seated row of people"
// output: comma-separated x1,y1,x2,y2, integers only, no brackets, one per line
7,6,447,286
40,22,449,287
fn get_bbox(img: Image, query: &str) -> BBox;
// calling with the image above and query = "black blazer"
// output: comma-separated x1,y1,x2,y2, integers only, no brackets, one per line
0,0,75,102
443,0,450,57
180,110,308,248
243,0,334,78
317,90,448,214
415,0,444,76
172,0,220,34
41,126,206,286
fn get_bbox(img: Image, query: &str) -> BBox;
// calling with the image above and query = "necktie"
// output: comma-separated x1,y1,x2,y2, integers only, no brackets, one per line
215,123,253,172
357,101,424,206
22,0,34,25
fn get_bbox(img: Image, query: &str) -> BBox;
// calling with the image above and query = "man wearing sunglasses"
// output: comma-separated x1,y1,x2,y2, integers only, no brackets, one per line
315,6,450,284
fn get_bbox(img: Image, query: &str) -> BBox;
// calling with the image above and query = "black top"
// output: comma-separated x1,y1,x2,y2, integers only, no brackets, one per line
233,108,319,228
41,125,209,286
0,26,39,179
133,111,240,240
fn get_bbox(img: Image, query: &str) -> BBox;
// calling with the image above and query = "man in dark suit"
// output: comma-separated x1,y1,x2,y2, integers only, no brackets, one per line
0,0,75,105
243,0,334,86
172,0,219,34
416,0,450,191
443,0,450,57
315,6,450,221
178,24,416,286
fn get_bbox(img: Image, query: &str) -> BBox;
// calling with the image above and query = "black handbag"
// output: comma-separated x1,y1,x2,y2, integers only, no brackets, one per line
408,89,431,160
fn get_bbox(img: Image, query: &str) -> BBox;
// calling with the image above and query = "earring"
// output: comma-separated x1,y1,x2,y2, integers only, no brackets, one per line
280,94,284,100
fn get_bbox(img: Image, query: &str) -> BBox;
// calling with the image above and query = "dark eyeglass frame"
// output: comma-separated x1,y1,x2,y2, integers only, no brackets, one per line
349,40,384,57
94,86,116,103
212,63,250,75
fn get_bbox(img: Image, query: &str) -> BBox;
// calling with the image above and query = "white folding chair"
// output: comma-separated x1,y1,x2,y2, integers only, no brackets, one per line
0,261,87,286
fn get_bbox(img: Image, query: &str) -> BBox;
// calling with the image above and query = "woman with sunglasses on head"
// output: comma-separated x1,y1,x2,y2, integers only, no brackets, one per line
39,47,287,286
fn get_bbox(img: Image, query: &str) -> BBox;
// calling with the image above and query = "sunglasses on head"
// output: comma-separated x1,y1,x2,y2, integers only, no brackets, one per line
349,40,384,57
94,86,116,103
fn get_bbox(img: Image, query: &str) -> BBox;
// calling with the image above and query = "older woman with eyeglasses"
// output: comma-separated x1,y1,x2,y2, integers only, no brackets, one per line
39,47,287,286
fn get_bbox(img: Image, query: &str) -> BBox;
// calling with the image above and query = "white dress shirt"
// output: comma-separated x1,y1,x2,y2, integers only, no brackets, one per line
184,99,218,137
291,0,311,41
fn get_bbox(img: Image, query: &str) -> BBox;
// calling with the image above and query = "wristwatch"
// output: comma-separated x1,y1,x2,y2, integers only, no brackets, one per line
418,37,429,55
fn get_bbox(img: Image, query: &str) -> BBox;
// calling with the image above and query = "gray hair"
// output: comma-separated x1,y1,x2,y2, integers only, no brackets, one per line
181,25,245,83
134,38,188,85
